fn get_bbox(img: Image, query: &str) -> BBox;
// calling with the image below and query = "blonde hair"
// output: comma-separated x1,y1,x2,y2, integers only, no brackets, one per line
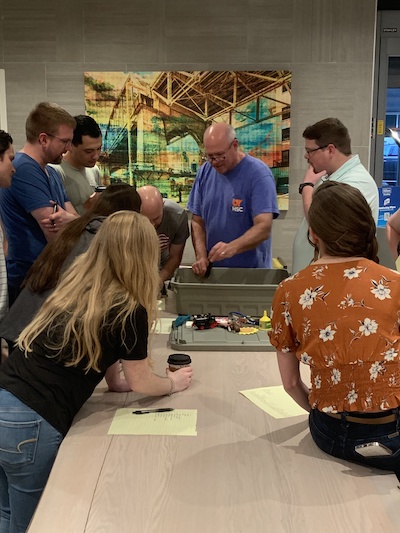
18,211,160,372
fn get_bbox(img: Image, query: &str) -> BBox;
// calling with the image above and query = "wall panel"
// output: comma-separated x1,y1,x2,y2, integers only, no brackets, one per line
0,0,378,271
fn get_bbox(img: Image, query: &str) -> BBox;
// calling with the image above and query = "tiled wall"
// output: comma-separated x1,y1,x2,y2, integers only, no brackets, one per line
0,0,377,271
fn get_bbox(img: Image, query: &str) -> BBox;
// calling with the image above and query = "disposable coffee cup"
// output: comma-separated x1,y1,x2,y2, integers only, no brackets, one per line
167,353,192,372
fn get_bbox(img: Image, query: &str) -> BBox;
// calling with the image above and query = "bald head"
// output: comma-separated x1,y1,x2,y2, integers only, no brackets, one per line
137,185,164,227
204,123,236,145
203,123,241,173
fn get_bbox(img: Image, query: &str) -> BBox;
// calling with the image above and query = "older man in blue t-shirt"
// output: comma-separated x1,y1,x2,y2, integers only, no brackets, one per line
187,123,279,275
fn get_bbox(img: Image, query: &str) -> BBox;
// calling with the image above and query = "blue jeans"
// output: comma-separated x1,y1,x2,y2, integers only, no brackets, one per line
309,408,400,475
0,388,63,533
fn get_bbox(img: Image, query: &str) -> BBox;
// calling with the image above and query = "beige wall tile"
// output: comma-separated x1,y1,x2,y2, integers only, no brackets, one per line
0,0,378,271
83,0,163,63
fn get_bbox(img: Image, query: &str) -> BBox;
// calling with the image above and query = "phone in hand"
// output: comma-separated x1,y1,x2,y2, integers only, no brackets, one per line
355,442,393,457
51,202,58,226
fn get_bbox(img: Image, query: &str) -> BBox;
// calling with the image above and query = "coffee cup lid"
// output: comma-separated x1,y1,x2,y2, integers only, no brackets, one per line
167,353,192,365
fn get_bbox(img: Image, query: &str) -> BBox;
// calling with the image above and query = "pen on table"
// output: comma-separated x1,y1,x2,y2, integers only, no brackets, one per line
132,408,174,415
51,202,58,226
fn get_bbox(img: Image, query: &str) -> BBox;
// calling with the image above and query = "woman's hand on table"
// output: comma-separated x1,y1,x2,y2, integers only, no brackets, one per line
167,366,193,392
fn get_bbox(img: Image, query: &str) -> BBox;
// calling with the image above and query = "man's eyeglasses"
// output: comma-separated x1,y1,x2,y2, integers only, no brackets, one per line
45,133,73,148
305,144,329,155
203,139,236,163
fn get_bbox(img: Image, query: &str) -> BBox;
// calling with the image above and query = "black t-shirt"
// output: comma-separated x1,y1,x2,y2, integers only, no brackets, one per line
0,305,148,436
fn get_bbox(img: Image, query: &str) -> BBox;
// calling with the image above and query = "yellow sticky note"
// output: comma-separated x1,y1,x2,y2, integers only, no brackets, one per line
108,408,197,436
240,386,308,419
396,255,400,272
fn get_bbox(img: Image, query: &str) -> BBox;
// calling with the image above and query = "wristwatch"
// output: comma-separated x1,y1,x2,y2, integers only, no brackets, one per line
298,182,314,194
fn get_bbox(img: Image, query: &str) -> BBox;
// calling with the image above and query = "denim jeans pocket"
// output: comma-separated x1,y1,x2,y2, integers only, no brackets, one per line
0,418,40,467
356,442,400,472
309,412,336,456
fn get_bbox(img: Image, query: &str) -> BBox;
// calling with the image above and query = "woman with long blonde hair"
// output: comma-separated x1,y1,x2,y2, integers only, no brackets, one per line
0,211,192,532
0,182,142,347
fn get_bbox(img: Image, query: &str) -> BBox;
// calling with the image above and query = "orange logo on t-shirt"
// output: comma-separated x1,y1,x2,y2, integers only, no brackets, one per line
232,198,244,212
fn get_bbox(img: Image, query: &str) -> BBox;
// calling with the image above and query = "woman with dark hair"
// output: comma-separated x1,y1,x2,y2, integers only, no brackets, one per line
269,181,400,479
0,183,142,346
0,130,14,331
0,130,14,170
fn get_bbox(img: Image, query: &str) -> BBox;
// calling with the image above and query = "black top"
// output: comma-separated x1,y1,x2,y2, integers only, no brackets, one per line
0,217,105,343
0,305,148,436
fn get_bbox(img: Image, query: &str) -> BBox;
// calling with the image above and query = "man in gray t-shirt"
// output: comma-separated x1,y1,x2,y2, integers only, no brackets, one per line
138,186,189,286
50,115,102,215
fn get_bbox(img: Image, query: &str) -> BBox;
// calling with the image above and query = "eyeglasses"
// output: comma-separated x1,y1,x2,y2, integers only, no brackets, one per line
305,144,328,155
203,139,236,163
45,133,73,148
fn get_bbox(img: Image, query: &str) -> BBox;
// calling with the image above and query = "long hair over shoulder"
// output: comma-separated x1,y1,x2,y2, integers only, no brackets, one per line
309,181,378,262
24,183,142,293
18,211,160,372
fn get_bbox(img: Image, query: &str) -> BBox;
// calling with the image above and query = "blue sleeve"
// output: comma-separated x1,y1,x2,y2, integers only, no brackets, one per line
12,163,56,213
47,166,68,207
187,164,207,217
249,167,280,220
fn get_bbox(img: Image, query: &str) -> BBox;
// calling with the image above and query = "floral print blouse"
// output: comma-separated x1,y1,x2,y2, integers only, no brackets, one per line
268,259,400,413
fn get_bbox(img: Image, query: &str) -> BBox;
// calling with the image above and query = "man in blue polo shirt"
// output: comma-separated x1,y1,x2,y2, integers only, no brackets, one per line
0,102,78,304
187,123,279,275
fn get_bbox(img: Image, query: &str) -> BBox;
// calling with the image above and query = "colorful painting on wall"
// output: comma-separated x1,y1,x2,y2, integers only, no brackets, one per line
84,70,291,210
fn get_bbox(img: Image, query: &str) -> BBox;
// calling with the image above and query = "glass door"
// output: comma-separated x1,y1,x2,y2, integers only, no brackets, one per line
371,11,400,186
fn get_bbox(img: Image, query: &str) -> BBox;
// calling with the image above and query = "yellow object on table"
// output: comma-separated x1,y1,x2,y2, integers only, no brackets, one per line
258,310,272,330
239,327,258,335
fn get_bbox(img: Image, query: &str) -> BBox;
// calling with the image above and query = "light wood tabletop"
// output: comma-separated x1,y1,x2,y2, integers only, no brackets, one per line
28,327,400,533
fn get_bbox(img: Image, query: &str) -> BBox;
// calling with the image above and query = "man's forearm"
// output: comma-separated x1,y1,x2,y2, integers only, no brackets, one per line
159,257,181,283
386,224,400,260
228,217,272,255
191,217,208,259
301,187,314,221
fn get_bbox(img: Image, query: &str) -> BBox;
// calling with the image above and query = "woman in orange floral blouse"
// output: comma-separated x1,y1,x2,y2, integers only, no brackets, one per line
269,181,400,477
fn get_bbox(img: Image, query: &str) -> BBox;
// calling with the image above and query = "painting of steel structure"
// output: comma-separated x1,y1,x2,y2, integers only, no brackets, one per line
84,70,291,210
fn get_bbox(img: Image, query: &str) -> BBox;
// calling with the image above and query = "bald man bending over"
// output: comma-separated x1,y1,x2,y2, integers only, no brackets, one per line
187,123,279,276
138,186,189,287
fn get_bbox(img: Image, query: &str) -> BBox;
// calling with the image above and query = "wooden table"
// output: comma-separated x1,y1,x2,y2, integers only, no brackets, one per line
28,329,400,533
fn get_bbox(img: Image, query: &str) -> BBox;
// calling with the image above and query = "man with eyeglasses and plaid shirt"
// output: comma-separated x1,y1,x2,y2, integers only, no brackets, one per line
292,117,379,274
187,123,279,275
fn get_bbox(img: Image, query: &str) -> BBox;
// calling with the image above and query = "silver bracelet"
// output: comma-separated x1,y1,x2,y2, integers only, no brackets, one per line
167,376,175,396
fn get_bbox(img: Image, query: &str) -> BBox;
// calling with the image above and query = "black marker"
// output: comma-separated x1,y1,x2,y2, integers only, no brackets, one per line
132,408,174,415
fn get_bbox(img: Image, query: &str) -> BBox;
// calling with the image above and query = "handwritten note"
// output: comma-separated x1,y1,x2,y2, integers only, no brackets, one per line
108,408,197,436
240,386,308,419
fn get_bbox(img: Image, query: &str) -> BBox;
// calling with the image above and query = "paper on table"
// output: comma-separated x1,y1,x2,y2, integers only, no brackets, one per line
153,317,174,334
240,385,308,419
108,408,197,436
